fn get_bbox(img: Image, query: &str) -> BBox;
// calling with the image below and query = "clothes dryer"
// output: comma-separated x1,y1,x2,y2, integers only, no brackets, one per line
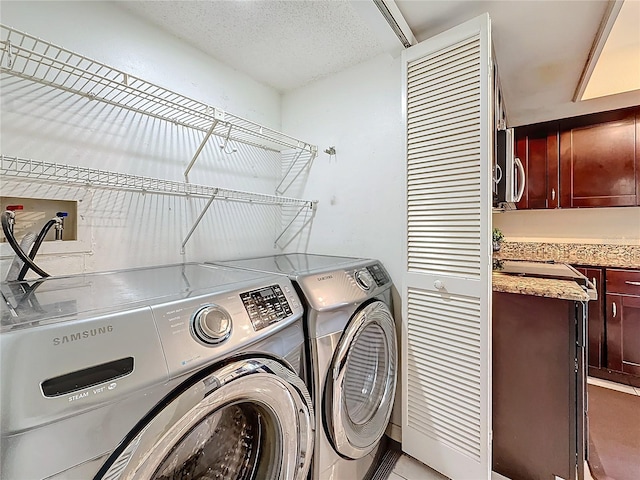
213,254,398,480
1,263,313,480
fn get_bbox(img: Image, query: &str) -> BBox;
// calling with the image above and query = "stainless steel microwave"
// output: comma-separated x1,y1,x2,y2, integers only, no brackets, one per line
494,128,525,207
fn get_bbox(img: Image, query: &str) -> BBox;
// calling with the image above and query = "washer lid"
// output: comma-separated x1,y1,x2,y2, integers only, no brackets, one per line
1,263,273,330
215,253,369,277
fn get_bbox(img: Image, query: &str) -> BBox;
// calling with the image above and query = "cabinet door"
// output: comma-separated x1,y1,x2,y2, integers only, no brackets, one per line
493,292,580,480
606,268,640,376
559,110,638,207
606,293,640,376
575,267,604,369
515,124,559,209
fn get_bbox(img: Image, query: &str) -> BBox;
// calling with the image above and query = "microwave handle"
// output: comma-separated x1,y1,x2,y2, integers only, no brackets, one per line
494,164,503,184
514,156,526,202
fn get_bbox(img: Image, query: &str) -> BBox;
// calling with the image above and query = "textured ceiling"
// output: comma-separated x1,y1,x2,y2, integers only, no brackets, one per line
118,0,384,92
118,0,640,126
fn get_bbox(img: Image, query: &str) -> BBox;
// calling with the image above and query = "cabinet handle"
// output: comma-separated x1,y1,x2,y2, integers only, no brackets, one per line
613,302,617,318
434,280,445,290
625,281,640,286
551,188,556,201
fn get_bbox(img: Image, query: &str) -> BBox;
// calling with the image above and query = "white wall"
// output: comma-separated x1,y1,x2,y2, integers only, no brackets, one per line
1,1,286,277
493,207,640,245
282,53,405,435
282,53,404,281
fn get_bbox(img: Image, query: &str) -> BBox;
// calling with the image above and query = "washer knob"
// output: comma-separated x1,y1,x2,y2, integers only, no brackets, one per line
355,269,375,291
192,305,232,345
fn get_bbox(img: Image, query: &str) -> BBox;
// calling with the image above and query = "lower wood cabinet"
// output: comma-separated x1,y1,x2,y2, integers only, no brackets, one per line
493,292,585,480
606,268,640,377
577,266,640,387
575,267,604,369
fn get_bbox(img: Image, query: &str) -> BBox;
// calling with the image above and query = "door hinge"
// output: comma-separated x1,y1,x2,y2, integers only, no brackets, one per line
575,358,579,373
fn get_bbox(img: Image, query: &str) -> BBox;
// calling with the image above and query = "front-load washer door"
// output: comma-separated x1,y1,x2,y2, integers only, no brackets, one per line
324,300,398,459
95,356,314,480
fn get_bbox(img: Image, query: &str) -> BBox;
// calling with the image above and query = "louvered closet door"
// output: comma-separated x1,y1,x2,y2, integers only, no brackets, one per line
401,14,493,480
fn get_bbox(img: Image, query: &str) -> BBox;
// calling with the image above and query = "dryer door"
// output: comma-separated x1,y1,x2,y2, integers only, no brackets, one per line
325,300,398,459
95,356,314,480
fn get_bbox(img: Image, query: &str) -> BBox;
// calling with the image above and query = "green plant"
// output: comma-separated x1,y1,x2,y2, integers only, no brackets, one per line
493,227,504,243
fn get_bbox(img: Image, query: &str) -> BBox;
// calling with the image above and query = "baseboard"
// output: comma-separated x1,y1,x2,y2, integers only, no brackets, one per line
588,366,640,388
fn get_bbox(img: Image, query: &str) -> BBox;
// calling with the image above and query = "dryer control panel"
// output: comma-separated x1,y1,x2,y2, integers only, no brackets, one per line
297,261,392,312
240,284,293,331
366,263,390,286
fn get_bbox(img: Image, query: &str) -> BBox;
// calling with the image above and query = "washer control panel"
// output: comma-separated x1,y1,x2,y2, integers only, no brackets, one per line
192,305,232,345
151,277,303,379
240,284,293,331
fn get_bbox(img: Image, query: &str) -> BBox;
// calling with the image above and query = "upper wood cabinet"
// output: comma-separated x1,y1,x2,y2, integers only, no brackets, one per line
515,123,559,209
514,106,640,209
559,109,639,208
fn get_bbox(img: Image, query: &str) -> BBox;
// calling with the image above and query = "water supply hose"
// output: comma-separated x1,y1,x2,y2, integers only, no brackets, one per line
17,218,58,281
1,211,49,278
5,231,37,282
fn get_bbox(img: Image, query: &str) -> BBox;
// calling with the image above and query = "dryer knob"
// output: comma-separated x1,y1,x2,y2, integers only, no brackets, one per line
355,269,375,291
193,305,232,345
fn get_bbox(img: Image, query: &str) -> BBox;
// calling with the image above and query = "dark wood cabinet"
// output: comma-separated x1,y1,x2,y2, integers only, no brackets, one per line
515,123,559,209
575,267,605,369
606,268,640,377
559,109,639,208
514,106,640,210
493,292,585,480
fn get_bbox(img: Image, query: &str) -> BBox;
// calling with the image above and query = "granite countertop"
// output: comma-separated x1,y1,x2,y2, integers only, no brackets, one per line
495,242,640,269
492,272,590,301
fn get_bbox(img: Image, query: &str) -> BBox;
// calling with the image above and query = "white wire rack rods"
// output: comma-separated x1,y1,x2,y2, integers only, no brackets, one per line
0,155,317,208
0,24,317,155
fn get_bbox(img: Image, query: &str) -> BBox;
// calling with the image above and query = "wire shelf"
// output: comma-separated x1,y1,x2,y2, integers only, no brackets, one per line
0,24,319,252
0,155,316,208
0,24,318,157
1,155,317,253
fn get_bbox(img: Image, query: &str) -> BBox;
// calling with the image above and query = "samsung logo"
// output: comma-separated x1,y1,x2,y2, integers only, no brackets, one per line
317,275,333,281
53,325,114,346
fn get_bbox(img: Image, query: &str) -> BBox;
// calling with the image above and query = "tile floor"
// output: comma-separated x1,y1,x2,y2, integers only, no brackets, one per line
387,377,633,480
389,453,448,480
389,453,595,480
388,456,599,480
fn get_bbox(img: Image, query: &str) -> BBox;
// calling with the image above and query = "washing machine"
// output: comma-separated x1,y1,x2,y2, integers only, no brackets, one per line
0,262,314,480
212,254,398,480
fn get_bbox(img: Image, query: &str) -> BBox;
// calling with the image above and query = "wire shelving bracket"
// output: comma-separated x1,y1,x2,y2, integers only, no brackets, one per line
0,24,318,191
